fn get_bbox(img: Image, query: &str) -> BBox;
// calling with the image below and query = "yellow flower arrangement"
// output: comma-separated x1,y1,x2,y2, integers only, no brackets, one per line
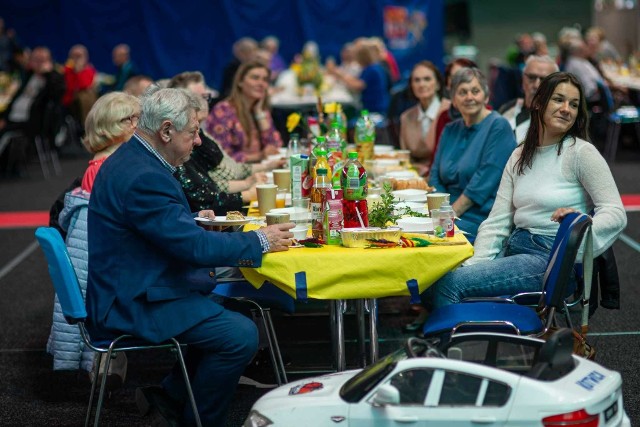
286,112,302,133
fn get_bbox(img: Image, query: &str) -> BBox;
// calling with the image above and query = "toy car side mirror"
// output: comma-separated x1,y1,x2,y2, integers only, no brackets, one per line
371,384,400,406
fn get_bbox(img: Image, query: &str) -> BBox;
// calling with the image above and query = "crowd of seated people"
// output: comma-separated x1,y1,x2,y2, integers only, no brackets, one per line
4,22,633,426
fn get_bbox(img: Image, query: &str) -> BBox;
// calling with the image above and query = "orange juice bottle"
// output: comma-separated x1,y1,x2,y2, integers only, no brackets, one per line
312,149,331,180
311,168,330,239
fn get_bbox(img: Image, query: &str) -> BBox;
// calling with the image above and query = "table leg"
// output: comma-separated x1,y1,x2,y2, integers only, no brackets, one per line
355,300,367,367
367,298,379,363
329,300,346,371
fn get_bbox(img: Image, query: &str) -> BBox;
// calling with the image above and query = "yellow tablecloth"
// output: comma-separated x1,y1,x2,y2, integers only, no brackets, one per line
240,225,473,300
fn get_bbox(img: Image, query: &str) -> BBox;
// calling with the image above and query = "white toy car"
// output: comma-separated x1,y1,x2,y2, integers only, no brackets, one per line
244,330,631,426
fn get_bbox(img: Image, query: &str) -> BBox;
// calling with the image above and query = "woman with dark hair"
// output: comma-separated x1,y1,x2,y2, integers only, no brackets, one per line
429,67,516,239
206,61,282,163
399,60,444,177
421,72,626,310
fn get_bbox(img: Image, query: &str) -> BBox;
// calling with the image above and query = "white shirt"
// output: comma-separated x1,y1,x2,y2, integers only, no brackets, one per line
416,97,441,138
468,138,626,265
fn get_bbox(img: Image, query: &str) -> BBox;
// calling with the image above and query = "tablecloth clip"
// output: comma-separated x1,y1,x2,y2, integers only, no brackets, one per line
406,278,421,305
295,271,308,302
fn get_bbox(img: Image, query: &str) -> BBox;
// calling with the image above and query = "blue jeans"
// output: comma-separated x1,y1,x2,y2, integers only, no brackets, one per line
421,229,555,310
161,305,258,426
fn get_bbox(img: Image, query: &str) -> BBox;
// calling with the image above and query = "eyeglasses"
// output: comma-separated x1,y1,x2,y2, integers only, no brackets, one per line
121,114,140,125
524,73,546,83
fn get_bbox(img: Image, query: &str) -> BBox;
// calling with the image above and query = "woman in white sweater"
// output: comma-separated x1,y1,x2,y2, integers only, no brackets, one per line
421,72,627,310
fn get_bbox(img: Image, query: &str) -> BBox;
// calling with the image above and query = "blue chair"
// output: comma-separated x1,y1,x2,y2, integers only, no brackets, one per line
34,227,201,427
422,212,593,341
212,280,293,385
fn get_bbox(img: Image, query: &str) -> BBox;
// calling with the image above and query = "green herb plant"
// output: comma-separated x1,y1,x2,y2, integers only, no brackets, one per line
368,183,429,228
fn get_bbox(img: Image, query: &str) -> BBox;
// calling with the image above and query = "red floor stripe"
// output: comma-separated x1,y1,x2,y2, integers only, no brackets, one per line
0,211,50,228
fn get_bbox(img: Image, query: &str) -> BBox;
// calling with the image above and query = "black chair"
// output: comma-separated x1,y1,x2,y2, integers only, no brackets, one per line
35,227,201,427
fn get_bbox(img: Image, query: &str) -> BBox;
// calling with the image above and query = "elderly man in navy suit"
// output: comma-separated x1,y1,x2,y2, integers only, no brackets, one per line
86,86,293,426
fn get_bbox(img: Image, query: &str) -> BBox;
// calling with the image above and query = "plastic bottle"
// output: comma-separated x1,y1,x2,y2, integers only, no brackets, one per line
308,136,327,177
311,168,331,239
324,182,344,245
437,202,455,238
312,149,331,180
354,109,376,162
341,152,369,228
286,133,301,168
326,122,346,157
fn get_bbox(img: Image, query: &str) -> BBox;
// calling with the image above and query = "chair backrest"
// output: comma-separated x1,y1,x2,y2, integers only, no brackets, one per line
35,227,87,323
542,213,592,310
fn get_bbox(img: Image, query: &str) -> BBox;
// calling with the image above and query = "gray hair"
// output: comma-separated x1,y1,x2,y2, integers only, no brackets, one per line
138,87,201,133
524,55,559,72
450,67,489,99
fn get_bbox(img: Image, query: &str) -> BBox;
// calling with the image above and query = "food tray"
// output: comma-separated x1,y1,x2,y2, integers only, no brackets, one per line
340,227,403,248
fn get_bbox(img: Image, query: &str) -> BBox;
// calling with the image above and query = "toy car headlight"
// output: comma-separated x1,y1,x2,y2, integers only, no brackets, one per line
244,410,274,427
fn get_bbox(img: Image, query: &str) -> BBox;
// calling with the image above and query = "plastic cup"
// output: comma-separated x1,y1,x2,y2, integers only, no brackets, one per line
291,197,310,211
276,188,287,208
256,184,278,215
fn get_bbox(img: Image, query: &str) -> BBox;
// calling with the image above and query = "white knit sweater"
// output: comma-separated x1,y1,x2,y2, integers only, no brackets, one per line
468,137,626,265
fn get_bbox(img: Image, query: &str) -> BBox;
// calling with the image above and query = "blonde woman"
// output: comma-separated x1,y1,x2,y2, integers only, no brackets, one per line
47,91,140,389
81,92,141,191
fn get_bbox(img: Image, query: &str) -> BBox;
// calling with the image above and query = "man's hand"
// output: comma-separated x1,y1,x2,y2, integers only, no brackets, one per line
550,207,578,223
261,222,295,252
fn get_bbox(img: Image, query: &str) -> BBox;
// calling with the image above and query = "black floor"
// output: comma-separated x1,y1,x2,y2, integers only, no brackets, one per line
0,147,639,426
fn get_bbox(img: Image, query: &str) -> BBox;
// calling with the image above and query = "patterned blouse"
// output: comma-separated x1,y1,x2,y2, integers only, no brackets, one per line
205,99,282,163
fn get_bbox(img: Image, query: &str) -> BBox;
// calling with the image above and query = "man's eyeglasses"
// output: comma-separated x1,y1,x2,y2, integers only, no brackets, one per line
121,114,140,125
524,73,546,83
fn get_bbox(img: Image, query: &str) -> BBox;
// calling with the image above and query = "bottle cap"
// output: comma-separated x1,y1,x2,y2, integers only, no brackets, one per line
331,122,340,129
316,136,326,142
318,149,327,156
361,109,369,116
348,152,358,159
317,168,328,176
290,132,299,138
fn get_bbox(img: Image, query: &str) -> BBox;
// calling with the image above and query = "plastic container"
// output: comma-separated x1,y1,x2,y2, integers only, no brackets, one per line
437,202,455,237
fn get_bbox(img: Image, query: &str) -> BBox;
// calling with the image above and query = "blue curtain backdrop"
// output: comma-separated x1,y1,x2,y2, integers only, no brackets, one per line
3,0,443,90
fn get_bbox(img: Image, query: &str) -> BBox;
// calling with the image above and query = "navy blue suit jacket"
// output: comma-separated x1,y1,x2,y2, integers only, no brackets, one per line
86,137,262,343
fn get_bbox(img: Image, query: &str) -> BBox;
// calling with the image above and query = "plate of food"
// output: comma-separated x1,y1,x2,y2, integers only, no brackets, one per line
195,211,251,226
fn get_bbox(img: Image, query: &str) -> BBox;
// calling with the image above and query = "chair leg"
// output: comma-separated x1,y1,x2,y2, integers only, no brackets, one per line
84,352,102,427
263,310,288,384
34,136,51,179
170,338,202,427
93,348,115,427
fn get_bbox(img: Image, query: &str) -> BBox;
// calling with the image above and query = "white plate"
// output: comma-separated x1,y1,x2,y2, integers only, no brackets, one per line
383,170,418,180
195,216,250,226
392,189,428,202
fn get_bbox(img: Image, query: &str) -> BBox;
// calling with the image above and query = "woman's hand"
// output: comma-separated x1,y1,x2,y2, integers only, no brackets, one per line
550,207,578,223
262,145,280,157
265,158,286,170
252,172,268,184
